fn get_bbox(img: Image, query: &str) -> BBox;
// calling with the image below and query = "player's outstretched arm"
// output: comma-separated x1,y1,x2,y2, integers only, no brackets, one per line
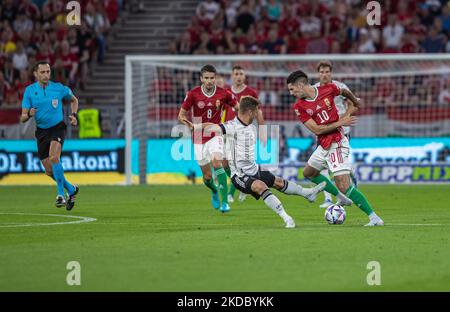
341,88,361,109
304,115,357,136
20,108,36,123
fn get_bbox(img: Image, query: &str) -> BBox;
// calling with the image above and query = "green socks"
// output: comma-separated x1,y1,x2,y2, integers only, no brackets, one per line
215,167,228,204
309,174,340,196
203,178,218,194
224,166,236,196
345,185,374,216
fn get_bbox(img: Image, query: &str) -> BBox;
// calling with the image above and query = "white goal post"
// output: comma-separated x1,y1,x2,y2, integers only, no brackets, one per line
124,54,450,185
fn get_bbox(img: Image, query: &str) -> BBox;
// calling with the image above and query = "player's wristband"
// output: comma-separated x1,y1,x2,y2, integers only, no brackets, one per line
71,112,78,120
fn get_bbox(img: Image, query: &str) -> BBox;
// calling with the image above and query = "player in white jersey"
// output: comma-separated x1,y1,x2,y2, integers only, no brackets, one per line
313,61,359,208
183,96,326,228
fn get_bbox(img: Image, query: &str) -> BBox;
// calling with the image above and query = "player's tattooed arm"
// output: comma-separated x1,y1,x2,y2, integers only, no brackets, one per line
304,115,357,136
340,88,361,109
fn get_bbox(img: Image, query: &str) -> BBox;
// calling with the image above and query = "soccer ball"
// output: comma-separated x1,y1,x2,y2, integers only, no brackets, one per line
324,204,346,225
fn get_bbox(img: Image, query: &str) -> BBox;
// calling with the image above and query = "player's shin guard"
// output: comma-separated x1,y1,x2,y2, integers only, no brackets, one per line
345,185,374,216
215,167,228,204
51,162,66,196
224,166,236,196
261,189,289,220
309,174,340,196
204,178,218,194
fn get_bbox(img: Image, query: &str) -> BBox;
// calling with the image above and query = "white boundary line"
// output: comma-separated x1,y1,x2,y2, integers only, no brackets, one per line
0,212,97,228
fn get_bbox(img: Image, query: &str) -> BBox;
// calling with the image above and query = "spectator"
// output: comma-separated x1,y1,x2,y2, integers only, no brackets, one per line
13,11,34,34
266,0,282,22
236,4,255,34
262,27,286,54
1,0,17,25
382,14,405,51
54,40,79,86
421,26,446,52
196,0,220,21
357,28,376,53
2,57,19,85
84,2,110,64
440,5,450,35
12,41,28,72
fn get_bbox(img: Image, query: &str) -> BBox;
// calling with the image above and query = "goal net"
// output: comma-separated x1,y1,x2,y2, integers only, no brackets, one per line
125,54,450,185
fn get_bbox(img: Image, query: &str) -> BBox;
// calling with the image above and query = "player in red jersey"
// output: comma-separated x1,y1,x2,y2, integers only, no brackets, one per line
287,70,384,226
222,65,266,203
178,65,238,213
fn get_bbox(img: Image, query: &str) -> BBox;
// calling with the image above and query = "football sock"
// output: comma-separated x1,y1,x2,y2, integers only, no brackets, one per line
261,189,290,221
224,166,237,196
310,174,340,196
203,178,218,194
345,185,374,216
279,180,306,196
49,175,75,194
51,162,66,196
320,169,333,202
215,167,228,204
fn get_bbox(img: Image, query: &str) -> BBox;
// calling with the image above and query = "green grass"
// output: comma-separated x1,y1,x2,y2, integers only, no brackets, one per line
0,184,450,291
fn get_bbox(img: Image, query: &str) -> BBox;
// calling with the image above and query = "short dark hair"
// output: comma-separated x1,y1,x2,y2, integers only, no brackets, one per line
232,65,244,71
286,70,309,85
316,60,332,72
239,96,259,113
33,61,50,72
200,64,217,76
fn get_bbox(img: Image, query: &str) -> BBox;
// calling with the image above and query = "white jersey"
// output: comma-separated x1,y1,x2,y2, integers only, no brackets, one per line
221,117,258,178
313,80,351,134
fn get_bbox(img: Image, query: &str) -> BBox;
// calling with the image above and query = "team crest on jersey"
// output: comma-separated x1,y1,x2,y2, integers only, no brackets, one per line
306,109,314,116
52,99,58,108
197,101,205,109
324,98,332,110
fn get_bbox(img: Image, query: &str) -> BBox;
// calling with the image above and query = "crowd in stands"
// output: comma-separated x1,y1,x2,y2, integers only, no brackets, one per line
170,0,450,55
0,0,121,108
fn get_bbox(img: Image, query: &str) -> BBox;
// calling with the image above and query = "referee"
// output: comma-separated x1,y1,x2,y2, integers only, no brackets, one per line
20,61,79,210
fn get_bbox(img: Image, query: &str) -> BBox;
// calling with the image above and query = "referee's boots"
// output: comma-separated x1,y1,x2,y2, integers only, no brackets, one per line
55,195,66,208
66,185,79,211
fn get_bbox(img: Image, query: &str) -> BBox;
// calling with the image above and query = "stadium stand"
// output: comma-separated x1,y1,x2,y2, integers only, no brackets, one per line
1,0,450,139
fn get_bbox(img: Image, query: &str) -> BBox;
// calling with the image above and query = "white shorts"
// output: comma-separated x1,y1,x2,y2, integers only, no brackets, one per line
308,136,351,176
194,135,224,166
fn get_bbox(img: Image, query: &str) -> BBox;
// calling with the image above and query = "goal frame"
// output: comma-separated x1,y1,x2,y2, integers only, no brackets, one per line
124,53,450,185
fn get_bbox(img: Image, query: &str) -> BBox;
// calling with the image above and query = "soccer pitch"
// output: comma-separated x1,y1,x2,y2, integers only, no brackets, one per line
0,184,449,291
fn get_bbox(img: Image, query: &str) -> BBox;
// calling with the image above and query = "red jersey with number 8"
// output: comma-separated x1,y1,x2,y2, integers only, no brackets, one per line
182,85,238,144
293,84,343,149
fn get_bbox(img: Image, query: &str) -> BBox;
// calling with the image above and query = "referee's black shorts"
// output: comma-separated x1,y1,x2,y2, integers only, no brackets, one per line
231,168,276,200
35,121,67,160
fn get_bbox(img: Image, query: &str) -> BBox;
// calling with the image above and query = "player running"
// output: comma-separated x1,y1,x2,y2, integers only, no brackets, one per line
178,65,238,213
184,96,326,228
20,61,79,210
313,60,359,208
287,70,384,226
223,65,266,204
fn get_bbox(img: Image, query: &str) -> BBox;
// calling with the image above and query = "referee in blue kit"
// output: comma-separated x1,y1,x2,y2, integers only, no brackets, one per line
20,61,79,210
